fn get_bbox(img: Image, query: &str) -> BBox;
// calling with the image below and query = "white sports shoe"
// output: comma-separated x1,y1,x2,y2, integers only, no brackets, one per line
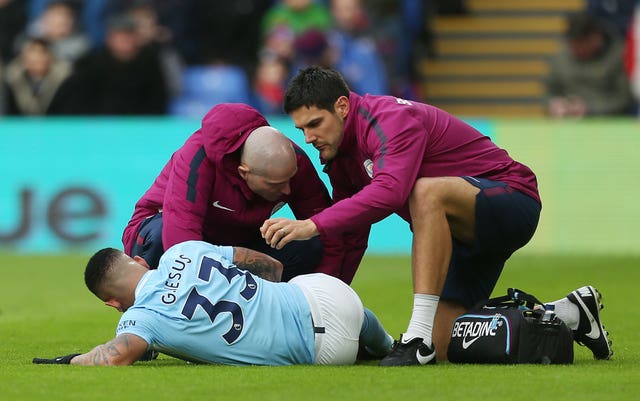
566,286,613,360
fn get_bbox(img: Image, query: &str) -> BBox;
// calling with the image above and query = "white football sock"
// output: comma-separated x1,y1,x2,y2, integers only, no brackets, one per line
403,294,439,346
547,298,580,330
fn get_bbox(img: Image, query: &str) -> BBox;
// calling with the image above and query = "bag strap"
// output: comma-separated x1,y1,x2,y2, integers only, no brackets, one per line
475,288,544,310
509,288,544,308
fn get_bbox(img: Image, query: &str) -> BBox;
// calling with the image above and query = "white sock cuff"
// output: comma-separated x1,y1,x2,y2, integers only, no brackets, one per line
414,293,440,304
404,294,440,344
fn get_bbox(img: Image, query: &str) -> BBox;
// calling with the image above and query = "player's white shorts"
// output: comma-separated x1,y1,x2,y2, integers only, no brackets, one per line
290,273,363,365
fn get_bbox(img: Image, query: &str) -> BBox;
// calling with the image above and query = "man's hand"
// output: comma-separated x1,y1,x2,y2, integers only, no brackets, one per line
33,353,81,364
260,218,319,250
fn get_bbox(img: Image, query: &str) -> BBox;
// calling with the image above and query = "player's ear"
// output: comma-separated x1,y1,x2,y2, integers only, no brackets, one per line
335,96,350,119
133,255,150,269
104,299,122,311
238,164,250,180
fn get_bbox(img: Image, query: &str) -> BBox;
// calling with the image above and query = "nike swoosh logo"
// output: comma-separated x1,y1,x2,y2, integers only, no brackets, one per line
212,201,235,212
462,336,482,349
573,291,600,338
415,347,435,364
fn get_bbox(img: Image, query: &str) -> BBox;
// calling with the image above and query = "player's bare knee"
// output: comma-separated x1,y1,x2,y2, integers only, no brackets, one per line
409,177,445,214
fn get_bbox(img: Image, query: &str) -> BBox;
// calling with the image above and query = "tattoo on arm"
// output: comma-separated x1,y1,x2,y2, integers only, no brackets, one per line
233,247,283,282
71,334,137,366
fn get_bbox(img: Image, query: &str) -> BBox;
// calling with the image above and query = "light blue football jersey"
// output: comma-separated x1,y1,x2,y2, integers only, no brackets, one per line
116,240,315,365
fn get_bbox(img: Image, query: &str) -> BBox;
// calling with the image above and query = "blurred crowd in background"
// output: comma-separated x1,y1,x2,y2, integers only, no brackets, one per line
0,0,638,117
548,0,638,117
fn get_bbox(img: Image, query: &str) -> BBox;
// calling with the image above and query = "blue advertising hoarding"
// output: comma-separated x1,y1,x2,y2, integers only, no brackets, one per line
0,116,493,254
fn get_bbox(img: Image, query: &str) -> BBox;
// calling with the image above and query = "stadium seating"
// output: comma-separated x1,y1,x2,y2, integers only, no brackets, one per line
422,0,586,117
169,64,252,118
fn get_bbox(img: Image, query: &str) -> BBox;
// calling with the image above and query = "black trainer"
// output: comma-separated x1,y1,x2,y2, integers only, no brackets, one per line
379,335,436,366
566,286,613,360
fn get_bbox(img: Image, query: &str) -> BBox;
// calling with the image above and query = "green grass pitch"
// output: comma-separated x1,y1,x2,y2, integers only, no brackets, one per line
2,252,639,401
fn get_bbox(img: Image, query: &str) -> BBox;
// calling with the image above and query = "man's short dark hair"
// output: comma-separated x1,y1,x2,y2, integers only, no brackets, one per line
84,247,122,297
284,66,350,114
107,14,138,33
566,13,603,40
24,37,51,51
